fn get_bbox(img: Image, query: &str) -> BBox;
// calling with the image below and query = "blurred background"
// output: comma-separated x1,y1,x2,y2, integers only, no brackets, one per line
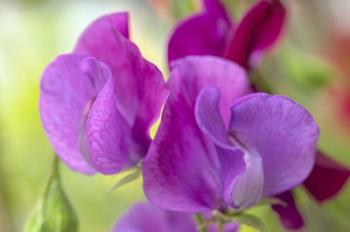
0,0,350,231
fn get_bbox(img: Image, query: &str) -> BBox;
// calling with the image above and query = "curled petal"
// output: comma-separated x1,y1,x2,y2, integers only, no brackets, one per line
75,12,168,132
167,1,232,63
224,0,286,69
195,86,246,208
229,94,319,197
143,56,248,212
39,55,111,174
303,150,350,202
271,191,304,230
230,149,263,209
85,78,146,174
142,91,224,212
112,202,197,232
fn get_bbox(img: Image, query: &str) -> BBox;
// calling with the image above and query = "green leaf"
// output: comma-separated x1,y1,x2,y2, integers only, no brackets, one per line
23,157,78,232
101,167,141,198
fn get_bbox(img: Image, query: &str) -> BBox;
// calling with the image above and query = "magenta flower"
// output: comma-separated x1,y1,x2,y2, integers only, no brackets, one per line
111,202,238,232
142,56,319,213
167,1,349,229
39,13,168,175
168,0,286,70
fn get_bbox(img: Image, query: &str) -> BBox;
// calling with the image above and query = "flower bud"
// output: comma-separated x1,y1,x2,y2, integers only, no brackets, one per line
24,158,78,232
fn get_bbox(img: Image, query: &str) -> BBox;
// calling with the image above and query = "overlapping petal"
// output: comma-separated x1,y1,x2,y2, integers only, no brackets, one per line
167,0,232,63
229,94,319,197
112,202,197,232
303,150,350,202
195,86,246,208
224,0,286,69
143,56,248,212
39,54,112,174
75,13,168,131
85,77,146,174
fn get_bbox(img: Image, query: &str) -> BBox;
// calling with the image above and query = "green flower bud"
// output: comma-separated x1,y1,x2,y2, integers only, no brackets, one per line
24,157,78,232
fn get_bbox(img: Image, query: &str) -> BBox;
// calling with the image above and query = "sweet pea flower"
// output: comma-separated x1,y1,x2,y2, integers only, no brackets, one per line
111,202,238,232
168,0,286,70
168,1,349,229
39,13,168,175
142,56,319,213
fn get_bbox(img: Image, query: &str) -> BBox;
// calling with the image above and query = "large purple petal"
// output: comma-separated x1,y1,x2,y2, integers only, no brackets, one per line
75,13,168,136
303,150,350,202
167,1,232,64
39,55,111,174
112,202,197,232
224,0,286,69
142,56,248,212
229,94,319,197
271,191,304,230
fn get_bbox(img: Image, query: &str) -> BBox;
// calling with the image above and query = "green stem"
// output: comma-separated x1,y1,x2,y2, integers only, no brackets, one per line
194,214,208,232
44,156,60,195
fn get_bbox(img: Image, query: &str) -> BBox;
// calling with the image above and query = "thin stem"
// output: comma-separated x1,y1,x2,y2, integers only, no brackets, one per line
194,214,208,232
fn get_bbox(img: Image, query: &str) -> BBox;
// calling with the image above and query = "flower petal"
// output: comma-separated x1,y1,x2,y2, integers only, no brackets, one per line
85,77,147,174
170,56,249,126
195,86,246,208
39,55,112,174
229,94,319,196
167,2,232,64
271,191,304,230
112,202,197,232
75,12,168,132
142,92,224,212
224,0,286,69
303,150,350,202
143,56,247,212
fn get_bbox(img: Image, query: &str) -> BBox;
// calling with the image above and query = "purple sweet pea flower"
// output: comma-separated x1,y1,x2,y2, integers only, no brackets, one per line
168,0,286,70
111,202,238,232
142,56,319,213
168,1,349,229
39,13,168,175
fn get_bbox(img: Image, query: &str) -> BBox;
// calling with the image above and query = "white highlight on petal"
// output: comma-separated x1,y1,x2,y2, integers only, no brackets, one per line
230,134,264,209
